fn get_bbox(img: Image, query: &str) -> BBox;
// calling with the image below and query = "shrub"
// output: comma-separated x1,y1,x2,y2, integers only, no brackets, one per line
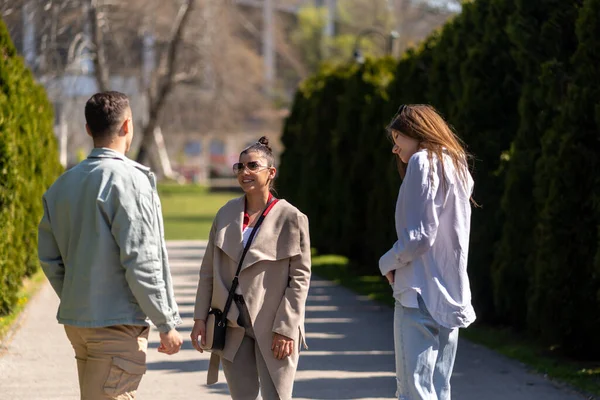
0,19,62,315
527,0,600,358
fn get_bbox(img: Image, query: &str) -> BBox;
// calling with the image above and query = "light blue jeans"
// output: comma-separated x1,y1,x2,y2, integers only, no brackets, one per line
394,296,458,400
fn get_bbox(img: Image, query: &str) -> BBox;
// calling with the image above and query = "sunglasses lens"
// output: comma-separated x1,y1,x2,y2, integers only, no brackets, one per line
248,161,261,171
233,161,267,174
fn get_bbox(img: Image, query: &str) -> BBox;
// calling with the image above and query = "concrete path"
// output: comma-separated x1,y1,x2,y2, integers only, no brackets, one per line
0,241,589,400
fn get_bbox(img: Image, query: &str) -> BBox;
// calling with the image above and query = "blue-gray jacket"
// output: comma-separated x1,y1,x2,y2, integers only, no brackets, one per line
38,148,181,333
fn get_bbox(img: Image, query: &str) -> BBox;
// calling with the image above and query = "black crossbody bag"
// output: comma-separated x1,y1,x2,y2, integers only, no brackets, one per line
201,199,275,351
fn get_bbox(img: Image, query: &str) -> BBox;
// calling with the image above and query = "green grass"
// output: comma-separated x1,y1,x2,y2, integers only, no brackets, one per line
312,254,395,306
0,269,47,341
158,183,240,240
311,253,600,398
461,326,600,397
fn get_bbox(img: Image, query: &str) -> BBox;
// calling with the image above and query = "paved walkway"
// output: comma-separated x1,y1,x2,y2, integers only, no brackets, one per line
0,241,588,400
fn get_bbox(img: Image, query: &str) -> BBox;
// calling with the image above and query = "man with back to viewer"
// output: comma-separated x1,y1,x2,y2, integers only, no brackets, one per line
38,91,183,399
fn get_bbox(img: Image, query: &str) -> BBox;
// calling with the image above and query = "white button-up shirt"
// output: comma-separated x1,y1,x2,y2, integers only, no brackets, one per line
379,149,476,329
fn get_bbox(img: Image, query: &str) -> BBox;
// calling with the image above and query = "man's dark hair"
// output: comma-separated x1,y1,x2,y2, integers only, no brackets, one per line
85,91,130,139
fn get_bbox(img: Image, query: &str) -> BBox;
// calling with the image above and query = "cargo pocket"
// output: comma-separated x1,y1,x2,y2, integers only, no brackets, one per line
103,357,147,398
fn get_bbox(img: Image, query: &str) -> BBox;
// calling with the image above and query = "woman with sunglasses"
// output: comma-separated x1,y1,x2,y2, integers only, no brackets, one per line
191,136,311,400
379,105,476,400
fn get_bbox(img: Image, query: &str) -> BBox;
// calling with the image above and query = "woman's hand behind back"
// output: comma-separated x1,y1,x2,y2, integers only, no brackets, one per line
272,332,294,360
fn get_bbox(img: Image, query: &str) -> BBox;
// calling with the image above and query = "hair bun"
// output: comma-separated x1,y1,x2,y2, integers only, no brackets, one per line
258,136,272,151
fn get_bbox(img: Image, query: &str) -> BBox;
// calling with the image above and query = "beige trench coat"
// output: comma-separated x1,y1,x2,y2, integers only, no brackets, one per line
194,196,311,399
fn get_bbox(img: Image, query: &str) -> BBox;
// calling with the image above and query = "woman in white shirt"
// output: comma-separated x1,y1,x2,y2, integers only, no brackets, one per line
379,104,476,400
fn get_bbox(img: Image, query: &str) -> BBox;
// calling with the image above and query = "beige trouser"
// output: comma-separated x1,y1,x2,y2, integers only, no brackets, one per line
64,324,149,400
221,298,281,400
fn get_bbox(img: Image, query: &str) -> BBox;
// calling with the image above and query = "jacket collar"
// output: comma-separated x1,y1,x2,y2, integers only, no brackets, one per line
88,147,127,160
214,196,301,271
87,148,151,173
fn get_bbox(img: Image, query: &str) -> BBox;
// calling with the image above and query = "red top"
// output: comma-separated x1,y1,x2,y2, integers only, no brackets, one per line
243,193,278,230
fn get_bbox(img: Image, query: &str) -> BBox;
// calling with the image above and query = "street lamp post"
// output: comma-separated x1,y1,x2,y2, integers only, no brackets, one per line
352,28,399,63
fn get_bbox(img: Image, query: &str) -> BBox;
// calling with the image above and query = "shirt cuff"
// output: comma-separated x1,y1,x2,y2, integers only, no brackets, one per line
379,248,398,275
273,326,297,341
155,316,182,333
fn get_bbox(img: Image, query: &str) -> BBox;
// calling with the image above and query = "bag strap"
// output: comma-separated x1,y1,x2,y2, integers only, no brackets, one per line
221,198,278,322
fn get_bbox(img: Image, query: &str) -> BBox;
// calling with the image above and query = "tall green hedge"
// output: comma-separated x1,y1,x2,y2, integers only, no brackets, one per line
441,0,521,322
492,0,580,328
528,0,600,358
279,0,600,358
279,64,358,253
0,19,62,315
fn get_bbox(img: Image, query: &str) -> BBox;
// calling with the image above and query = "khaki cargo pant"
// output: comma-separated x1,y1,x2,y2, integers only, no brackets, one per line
64,325,150,400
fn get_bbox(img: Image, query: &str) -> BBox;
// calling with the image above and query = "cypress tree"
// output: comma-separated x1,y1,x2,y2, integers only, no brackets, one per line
493,0,580,327
528,0,600,358
0,19,62,314
446,0,521,322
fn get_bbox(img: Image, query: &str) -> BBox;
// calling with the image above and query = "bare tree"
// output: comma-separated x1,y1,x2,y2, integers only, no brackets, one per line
134,0,196,168
83,0,196,173
85,0,109,91
2,0,272,175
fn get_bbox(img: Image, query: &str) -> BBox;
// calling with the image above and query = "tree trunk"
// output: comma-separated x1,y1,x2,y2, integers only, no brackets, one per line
87,0,109,91
84,0,196,176
137,106,160,170
135,0,196,168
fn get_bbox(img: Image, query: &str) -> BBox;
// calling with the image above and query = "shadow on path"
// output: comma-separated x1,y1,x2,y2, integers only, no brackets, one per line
140,241,588,400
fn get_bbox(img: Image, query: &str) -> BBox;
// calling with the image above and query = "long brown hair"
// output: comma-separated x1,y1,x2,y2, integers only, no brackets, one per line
387,104,472,193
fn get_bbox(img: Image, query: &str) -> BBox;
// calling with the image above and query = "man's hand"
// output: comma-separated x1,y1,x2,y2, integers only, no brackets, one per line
272,333,294,360
190,319,206,353
158,329,183,355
